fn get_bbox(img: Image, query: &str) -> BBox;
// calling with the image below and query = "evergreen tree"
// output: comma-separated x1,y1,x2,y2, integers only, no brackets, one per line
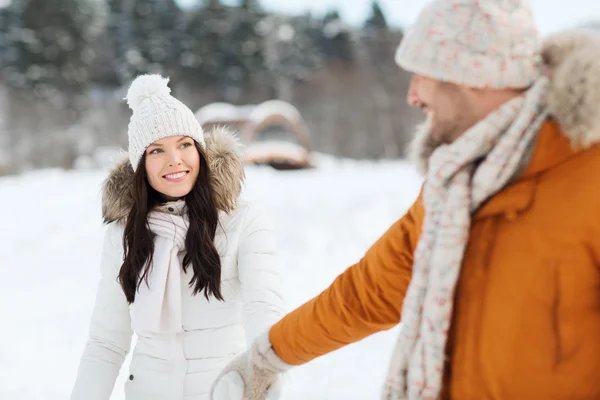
105,0,132,83
2,0,102,102
228,0,266,87
240,0,261,11
323,9,341,23
117,0,182,80
180,1,236,96
0,5,14,71
317,9,353,62
206,0,222,8
364,1,388,29
263,14,322,101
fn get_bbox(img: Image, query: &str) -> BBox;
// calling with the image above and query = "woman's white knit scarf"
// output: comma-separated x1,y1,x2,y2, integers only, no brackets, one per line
382,77,550,400
130,210,189,333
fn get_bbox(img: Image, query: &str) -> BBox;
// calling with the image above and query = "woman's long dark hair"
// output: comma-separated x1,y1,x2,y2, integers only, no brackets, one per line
118,143,224,303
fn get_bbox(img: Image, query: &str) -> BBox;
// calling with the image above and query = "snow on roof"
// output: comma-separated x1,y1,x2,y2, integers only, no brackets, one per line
195,102,249,124
247,100,303,124
244,141,309,165
195,100,305,135
236,104,256,120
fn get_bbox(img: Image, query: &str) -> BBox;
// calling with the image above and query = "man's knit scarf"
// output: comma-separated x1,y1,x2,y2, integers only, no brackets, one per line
383,77,550,400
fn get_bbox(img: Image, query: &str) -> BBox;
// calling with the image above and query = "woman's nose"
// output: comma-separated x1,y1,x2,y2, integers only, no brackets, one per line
167,152,182,166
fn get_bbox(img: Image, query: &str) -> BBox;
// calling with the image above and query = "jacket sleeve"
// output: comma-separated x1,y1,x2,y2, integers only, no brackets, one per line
237,202,286,348
71,222,133,400
269,191,425,365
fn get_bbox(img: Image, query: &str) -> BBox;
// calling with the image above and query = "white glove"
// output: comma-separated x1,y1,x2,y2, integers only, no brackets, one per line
211,331,291,400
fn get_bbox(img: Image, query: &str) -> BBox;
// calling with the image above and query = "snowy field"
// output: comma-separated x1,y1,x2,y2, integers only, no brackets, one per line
0,155,422,399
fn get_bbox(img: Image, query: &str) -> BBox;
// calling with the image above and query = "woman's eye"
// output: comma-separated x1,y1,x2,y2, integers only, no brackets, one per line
181,142,192,148
149,148,162,154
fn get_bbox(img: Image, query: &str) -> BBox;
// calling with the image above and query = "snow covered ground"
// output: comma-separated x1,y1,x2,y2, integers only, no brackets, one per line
0,155,422,399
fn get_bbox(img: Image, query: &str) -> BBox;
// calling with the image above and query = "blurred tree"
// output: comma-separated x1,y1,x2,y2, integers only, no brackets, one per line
0,0,105,172
262,14,322,101
0,0,422,170
0,6,9,69
2,0,103,105
206,0,222,8
323,9,340,22
103,0,131,84
124,0,183,79
240,0,261,10
364,1,388,29
226,0,266,94
180,0,266,102
179,1,227,82
317,9,353,62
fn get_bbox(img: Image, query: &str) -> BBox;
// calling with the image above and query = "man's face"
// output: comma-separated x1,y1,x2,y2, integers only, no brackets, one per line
407,74,476,144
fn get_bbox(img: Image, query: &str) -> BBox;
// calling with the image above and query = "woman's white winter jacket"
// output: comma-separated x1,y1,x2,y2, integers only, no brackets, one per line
71,128,285,400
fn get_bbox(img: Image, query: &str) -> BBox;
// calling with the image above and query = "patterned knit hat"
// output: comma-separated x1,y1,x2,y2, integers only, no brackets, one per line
125,74,205,170
395,0,543,89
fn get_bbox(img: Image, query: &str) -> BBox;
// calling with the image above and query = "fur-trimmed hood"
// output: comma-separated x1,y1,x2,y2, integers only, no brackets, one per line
102,126,245,223
410,29,600,174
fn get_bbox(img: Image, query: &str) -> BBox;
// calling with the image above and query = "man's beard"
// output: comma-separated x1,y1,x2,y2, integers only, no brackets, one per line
407,114,445,176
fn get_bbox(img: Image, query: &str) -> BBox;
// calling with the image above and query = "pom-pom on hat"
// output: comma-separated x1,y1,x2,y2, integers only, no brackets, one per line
125,74,205,170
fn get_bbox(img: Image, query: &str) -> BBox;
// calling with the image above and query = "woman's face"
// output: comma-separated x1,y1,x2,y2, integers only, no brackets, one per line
144,135,200,201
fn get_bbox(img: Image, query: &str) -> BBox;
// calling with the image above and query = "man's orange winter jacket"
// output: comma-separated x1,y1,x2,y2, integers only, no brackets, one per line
270,119,600,399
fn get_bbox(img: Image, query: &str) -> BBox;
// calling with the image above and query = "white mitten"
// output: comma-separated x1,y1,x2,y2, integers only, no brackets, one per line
211,332,291,400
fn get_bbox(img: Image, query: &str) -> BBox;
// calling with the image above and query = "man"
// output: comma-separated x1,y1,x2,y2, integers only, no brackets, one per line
211,0,600,399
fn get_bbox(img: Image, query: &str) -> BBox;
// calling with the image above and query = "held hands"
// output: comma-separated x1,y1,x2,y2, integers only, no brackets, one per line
211,331,290,400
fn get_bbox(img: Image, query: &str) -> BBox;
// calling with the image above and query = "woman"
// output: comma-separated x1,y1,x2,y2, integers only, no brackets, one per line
71,74,285,400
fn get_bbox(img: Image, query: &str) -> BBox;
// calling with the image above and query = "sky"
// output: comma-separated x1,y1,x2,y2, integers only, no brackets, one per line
176,0,600,34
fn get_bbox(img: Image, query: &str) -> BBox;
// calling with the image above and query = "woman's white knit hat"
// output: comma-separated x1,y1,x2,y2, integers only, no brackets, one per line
395,0,543,89
125,74,205,170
